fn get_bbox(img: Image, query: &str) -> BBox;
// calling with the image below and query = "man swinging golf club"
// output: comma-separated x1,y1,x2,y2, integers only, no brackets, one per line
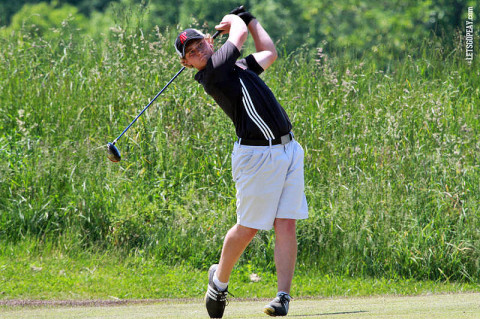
175,6,308,318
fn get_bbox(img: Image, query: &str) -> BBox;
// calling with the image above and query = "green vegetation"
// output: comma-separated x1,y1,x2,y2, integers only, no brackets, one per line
1,242,479,299
1,1,480,300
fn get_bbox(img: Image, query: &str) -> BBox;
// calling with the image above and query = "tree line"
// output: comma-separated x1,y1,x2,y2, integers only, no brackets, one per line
0,0,476,58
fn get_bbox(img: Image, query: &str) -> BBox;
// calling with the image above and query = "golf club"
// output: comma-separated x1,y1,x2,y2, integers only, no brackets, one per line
106,17,234,162
106,66,190,162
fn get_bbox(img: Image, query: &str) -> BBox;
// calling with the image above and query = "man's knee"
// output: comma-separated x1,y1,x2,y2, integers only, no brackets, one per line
274,218,296,237
230,224,258,240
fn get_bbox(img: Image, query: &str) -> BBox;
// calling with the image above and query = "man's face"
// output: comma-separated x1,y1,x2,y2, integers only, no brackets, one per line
183,39,213,70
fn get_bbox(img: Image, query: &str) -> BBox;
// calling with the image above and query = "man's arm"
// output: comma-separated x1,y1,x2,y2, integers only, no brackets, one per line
247,19,277,70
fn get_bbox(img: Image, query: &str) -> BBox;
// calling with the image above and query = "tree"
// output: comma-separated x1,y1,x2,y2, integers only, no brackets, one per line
4,2,88,39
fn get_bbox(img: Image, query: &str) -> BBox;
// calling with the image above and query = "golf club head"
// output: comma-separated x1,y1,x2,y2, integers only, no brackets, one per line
107,142,121,162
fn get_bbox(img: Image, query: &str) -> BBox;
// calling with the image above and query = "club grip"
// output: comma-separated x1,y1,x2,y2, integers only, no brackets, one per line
212,5,244,39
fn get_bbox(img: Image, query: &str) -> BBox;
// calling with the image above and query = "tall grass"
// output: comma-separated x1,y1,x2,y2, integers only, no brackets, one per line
1,20,479,282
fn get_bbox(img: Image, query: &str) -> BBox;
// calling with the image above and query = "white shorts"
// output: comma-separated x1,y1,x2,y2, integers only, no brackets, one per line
231,139,308,230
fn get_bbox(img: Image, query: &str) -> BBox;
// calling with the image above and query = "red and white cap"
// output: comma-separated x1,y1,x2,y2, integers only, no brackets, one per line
174,28,205,58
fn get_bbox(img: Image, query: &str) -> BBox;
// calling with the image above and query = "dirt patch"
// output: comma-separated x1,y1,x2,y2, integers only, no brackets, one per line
0,297,272,308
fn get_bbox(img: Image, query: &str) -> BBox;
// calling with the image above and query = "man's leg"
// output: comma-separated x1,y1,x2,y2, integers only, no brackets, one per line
263,218,296,316
216,224,258,283
205,224,257,318
274,218,297,293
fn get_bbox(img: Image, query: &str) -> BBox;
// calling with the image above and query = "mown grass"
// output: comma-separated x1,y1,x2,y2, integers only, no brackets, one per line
1,17,479,292
1,241,479,300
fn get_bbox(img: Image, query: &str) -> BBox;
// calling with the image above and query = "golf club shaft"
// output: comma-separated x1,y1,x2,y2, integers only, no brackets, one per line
112,30,222,145
113,66,185,144
212,30,221,39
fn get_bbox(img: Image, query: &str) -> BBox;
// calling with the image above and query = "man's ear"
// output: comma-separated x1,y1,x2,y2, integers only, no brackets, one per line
206,37,214,48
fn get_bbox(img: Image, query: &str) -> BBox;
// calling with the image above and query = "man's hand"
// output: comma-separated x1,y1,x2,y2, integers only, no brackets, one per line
229,5,256,26
214,14,237,35
215,14,248,51
215,14,249,35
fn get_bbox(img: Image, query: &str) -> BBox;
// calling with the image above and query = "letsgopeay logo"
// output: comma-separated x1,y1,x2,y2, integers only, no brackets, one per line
466,7,474,64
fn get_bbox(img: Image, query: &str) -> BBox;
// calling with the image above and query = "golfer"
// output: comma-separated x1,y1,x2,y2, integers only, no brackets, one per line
174,7,308,318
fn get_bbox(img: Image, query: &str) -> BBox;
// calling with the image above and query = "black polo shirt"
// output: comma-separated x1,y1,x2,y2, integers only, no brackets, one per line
194,41,292,140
